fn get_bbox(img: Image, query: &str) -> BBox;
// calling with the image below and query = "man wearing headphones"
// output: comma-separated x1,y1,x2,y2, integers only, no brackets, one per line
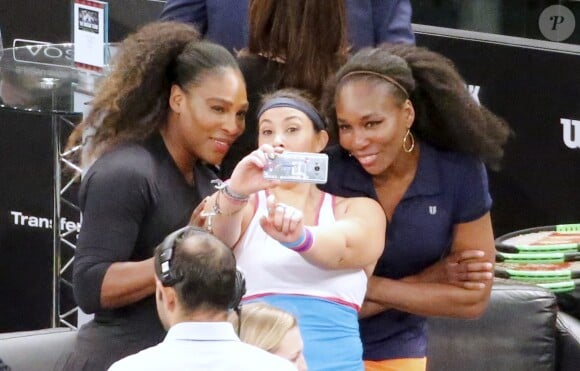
108,226,297,371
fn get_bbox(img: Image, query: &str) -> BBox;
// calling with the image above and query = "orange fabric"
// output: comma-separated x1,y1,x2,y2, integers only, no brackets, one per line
364,358,427,371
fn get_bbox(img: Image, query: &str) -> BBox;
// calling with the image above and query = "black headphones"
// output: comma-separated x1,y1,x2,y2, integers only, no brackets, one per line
155,226,246,310
229,269,247,312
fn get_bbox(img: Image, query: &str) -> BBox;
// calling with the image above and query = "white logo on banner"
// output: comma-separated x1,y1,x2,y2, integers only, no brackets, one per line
10,210,80,233
429,206,437,215
12,39,74,64
560,119,580,149
467,85,481,105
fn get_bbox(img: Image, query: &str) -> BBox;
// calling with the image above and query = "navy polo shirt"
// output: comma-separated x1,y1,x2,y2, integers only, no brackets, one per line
321,143,492,360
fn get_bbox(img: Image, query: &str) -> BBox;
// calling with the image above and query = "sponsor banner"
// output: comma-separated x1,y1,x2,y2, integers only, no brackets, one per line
561,118,580,149
0,109,81,332
416,32,580,236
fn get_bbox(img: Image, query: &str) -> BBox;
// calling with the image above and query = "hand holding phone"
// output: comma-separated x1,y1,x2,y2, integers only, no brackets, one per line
263,152,328,184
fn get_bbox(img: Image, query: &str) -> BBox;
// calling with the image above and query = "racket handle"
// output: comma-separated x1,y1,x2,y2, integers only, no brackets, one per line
494,269,510,279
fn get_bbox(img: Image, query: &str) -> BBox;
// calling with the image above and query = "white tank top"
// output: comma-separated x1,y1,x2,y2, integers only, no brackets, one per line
234,190,368,309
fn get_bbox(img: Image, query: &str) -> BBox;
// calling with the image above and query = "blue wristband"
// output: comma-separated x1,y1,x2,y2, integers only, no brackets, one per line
281,229,307,249
281,228,314,253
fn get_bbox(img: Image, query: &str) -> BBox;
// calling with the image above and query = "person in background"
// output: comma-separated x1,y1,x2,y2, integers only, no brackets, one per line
201,89,386,370
320,43,511,371
223,0,350,178
160,0,415,53
55,22,248,371
108,226,297,371
229,302,308,371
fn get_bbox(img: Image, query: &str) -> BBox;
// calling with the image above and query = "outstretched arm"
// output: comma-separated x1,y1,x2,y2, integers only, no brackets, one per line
200,145,280,247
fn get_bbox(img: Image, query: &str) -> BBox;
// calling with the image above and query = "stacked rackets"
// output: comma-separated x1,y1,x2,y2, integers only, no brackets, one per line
495,224,580,293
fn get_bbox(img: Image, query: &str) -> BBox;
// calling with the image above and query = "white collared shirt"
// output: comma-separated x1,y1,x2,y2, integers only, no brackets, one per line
108,322,297,371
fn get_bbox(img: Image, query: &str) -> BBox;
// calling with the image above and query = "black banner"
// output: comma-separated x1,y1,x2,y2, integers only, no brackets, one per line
0,109,81,332
0,110,54,331
416,32,580,236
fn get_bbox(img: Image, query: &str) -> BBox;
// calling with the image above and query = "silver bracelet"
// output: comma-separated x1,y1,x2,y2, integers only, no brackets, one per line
211,179,249,203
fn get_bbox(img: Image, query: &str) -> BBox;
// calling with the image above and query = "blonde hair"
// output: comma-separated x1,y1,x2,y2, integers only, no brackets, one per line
230,302,297,352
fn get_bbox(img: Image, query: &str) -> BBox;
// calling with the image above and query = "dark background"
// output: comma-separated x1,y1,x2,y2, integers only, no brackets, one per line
0,108,82,332
414,33,580,237
0,111,56,331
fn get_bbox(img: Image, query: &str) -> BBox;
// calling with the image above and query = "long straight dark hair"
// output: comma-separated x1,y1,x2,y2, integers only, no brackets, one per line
247,0,348,103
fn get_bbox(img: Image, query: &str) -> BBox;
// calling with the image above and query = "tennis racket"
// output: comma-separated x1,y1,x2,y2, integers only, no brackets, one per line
495,261,580,283
495,262,580,294
495,223,580,253
496,251,580,264
535,280,580,293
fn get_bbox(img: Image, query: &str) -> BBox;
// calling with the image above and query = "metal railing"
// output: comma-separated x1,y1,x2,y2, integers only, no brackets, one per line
52,113,83,329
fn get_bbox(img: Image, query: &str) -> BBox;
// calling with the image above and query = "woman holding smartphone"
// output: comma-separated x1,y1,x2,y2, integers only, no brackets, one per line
201,89,385,371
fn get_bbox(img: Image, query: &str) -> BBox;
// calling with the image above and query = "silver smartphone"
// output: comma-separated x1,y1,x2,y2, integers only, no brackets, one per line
263,152,328,184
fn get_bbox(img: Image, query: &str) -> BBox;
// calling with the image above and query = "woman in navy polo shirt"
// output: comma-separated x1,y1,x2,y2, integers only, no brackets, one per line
321,44,510,371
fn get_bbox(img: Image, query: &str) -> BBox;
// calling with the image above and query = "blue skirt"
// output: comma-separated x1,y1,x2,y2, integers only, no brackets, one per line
248,294,364,371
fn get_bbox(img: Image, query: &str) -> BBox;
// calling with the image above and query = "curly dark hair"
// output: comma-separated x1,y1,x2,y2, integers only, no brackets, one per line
68,21,239,167
322,43,511,169
246,0,348,103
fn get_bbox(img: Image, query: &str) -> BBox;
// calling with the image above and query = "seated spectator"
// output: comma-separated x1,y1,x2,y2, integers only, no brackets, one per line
108,226,297,371
230,302,307,371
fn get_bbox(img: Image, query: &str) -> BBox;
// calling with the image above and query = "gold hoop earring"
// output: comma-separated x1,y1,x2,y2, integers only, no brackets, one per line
402,129,415,153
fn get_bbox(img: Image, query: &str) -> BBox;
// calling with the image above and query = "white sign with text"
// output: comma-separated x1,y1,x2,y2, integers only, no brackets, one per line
73,0,109,71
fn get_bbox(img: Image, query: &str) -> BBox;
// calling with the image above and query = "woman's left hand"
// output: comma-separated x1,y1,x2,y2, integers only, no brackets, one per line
445,250,493,289
259,194,304,243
